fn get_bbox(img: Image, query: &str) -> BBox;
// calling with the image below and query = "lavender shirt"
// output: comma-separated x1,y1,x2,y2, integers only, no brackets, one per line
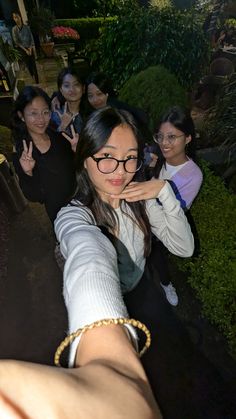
159,159,203,210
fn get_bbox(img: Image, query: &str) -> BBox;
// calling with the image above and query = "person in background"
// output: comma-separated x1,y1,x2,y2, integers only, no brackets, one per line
86,72,149,127
12,11,39,84
50,67,85,138
115,106,203,306
11,86,76,223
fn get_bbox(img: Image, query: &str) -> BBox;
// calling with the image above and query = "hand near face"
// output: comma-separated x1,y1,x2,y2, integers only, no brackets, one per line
51,96,61,112
19,140,35,175
56,102,73,132
62,124,79,152
149,153,158,168
110,179,166,202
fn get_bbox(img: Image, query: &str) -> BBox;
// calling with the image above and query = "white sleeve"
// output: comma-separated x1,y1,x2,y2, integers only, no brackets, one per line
55,204,137,366
147,182,194,257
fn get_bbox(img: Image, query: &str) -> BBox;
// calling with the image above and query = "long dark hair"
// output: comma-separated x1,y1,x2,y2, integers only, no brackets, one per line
153,106,197,178
57,66,85,90
74,106,151,256
11,85,51,149
85,72,116,97
57,66,86,114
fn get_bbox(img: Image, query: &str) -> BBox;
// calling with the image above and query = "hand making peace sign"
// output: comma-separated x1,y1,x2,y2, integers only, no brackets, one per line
19,140,35,175
56,102,74,132
62,124,79,153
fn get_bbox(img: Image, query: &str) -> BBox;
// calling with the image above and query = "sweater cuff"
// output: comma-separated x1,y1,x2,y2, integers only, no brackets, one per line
157,181,181,211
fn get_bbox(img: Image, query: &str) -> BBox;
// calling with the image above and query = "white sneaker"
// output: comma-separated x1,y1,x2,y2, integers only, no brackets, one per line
160,282,178,306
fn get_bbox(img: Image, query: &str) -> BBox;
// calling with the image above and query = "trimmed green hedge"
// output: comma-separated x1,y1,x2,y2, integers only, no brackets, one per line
119,65,187,131
174,160,236,357
54,18,116,44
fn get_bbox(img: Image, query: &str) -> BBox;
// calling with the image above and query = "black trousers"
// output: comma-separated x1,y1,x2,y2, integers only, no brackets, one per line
21,50,39,83
147,237,171,286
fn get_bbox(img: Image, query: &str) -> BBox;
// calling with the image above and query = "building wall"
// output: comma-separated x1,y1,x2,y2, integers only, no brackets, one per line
0,0,27,24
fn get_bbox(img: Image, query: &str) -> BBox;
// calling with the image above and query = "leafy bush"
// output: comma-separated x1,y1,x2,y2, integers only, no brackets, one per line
119,65,187,131
95,6,210,89
150,0,172,9
202,76,236,147
73,0,139,17
225,18,236,28
174,160,236,357
0,38,21,63
151,0,196,10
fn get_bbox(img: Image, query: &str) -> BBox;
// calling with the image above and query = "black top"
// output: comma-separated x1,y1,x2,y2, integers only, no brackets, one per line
13,129,76,223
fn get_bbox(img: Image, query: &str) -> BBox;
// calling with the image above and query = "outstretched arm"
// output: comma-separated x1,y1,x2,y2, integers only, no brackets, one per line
0,203,162,418
0,325,161,419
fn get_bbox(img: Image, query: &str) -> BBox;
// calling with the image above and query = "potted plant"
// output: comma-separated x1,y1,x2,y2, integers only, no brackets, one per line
0,37,21,75
28,7,55,57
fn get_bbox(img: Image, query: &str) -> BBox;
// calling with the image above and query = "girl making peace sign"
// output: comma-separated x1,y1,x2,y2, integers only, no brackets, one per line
51,67,85,138
12,86,76,223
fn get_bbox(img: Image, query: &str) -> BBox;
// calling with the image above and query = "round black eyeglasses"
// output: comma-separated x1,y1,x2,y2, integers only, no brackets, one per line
91,156,143,174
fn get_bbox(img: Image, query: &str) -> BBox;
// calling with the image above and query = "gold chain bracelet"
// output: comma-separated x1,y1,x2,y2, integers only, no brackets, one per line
54,317,151,367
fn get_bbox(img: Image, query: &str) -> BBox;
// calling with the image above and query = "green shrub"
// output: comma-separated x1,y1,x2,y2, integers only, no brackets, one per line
72,0,139,18
150,0,196,10
150,0,172,9
225,18,236,28
95,7,210,89
174,160,236,357
202,77,236,147
119,65,187,131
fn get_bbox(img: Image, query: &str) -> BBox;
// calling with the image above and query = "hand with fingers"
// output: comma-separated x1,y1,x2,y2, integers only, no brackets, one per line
51,95,61,112
110,179,166,202
149,153,158,168
62,124,79,152
56,102,73,132
19,140,35,176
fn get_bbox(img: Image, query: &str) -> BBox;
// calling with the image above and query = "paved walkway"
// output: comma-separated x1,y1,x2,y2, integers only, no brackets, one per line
16,56,61,96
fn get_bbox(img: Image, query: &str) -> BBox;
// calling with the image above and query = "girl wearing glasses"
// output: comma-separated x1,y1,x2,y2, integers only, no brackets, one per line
55,106,193,343
11,86,76,223
115,106,203,306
